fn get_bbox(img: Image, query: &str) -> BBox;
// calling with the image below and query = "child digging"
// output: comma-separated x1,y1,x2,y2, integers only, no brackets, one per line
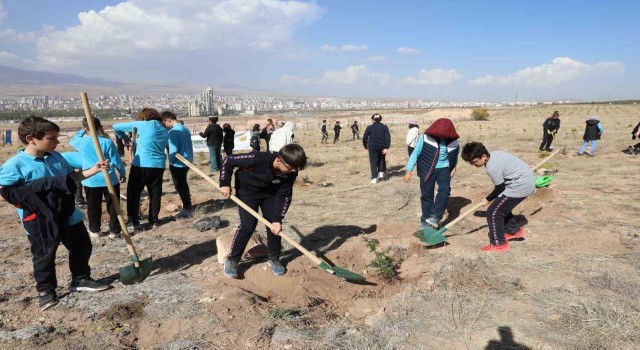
0,116,111,311
404,118,459,229
461,142,535,252
219,144,307,278
70,116,127,239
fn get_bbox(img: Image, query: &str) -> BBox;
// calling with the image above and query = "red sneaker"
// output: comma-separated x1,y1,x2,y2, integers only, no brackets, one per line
480,243,510,252
505,228,524,241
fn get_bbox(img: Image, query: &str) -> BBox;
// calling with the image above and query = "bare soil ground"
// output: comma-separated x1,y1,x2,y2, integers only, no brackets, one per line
1,104,639,349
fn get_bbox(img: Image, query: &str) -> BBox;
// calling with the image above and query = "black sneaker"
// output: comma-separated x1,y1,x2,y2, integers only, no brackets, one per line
224,259,239,279
267,259,287,276
38,290,58,311
69,278,109,292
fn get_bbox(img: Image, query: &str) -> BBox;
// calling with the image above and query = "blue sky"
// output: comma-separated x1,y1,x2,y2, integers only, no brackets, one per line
0,0,638,101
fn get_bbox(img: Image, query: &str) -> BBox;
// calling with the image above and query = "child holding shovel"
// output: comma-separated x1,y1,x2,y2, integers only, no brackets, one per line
461,142,535,252
0,116,110,311
219,144,307,279
404,118,460,229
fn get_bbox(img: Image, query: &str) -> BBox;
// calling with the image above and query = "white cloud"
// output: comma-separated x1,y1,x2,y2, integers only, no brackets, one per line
29,0,323,69
321,44,368,52
366,56,386,62
0,50,18,60
396,47,420,55
281,65,391,85
402,68,463,86
469,57,625,86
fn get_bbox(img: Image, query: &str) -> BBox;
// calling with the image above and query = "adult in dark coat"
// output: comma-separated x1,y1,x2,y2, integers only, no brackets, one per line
362,113,391,183
199,117,223,172
539,111,560,152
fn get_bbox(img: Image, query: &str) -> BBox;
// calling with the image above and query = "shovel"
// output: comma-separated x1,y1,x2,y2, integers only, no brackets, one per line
175,154,365,282
81,92,152,284
416,149,560,245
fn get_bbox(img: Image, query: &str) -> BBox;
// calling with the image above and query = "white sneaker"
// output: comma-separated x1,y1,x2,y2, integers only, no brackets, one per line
88,231,101,239
108,232,122,239
377,172,385,180
370,178,378,184
425,217,440,229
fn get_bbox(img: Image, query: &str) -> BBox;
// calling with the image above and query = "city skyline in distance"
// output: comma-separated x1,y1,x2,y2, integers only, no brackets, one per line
0,1,638,102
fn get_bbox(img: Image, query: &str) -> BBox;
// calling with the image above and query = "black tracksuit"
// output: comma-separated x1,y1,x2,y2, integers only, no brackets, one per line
351,123,360,140
321,124,328,143
333,124,341,143
539,117,560,151
220,152,297,262
0,176,92,292
223,129,235,156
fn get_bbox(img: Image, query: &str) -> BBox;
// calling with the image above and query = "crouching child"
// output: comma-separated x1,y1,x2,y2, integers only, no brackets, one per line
0,116,111,311
219,144,307,278
461,142,535,252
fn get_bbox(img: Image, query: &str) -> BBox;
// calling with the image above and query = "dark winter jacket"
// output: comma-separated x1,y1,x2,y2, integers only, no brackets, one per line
321,124,328,135
219,152,296,222
199,124,224,147
583,119,602,141
0,175,77,247
416,136,459,181
223,129,235,153
351,123,359,133
334,124,341,134
362,121,391,150
542,117,561,133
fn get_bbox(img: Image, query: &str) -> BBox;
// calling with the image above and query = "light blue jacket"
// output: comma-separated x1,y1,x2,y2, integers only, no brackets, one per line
113,120,168,169
69,130,126,187
0,150,84,233
168,123,194,168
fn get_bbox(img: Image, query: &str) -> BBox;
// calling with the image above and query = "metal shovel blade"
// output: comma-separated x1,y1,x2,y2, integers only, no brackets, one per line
414,226,447,246
119,257,153,285
318,261,366,282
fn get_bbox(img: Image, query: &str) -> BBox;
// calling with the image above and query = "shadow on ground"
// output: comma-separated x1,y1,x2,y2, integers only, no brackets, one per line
274,224,377,265
485,326,531,350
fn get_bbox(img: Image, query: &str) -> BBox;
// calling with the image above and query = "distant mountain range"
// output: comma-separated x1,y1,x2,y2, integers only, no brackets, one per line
0,65,122,86
0,65,265,98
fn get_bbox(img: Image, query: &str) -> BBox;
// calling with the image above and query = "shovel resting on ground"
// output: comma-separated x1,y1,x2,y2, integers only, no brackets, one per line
416,149,560,246
81,92,152,284
175,154,366,282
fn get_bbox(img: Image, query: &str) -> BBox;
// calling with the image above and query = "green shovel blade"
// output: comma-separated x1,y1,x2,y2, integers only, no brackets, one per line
414,226,448,246
318,261,366,282
119,257,153,285
535,175,555,188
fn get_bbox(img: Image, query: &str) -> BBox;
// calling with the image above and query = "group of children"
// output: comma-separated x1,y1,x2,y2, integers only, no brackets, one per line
0,111,310,310
320,120,361,143
2,108,625,312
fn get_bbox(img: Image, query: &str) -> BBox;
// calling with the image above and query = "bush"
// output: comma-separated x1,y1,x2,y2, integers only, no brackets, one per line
471,108,490,121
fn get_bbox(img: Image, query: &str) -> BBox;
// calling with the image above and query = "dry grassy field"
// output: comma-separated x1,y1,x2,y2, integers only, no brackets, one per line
0,104,639,349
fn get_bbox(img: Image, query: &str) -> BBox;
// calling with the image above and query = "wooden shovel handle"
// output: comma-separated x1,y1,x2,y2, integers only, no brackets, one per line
175,154,325,266
81,92,140,267
445,149,560,230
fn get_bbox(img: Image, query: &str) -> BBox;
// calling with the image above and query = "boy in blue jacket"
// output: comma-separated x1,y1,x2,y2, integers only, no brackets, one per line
70,116,127,238
113,108,169,231
161,111,194,219
0,116,110,311
404,118,459,229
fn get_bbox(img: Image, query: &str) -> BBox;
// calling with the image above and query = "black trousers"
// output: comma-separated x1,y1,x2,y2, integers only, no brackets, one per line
74,177,84,203
539,132,555,150
352,131,359,140
127,166,165,224
334,132,340,143
169,166,192,210
227,192,283,262
85,185,120,233
486,195,526,245
368,148,387,179
28,222,92,293
321,133,328,143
